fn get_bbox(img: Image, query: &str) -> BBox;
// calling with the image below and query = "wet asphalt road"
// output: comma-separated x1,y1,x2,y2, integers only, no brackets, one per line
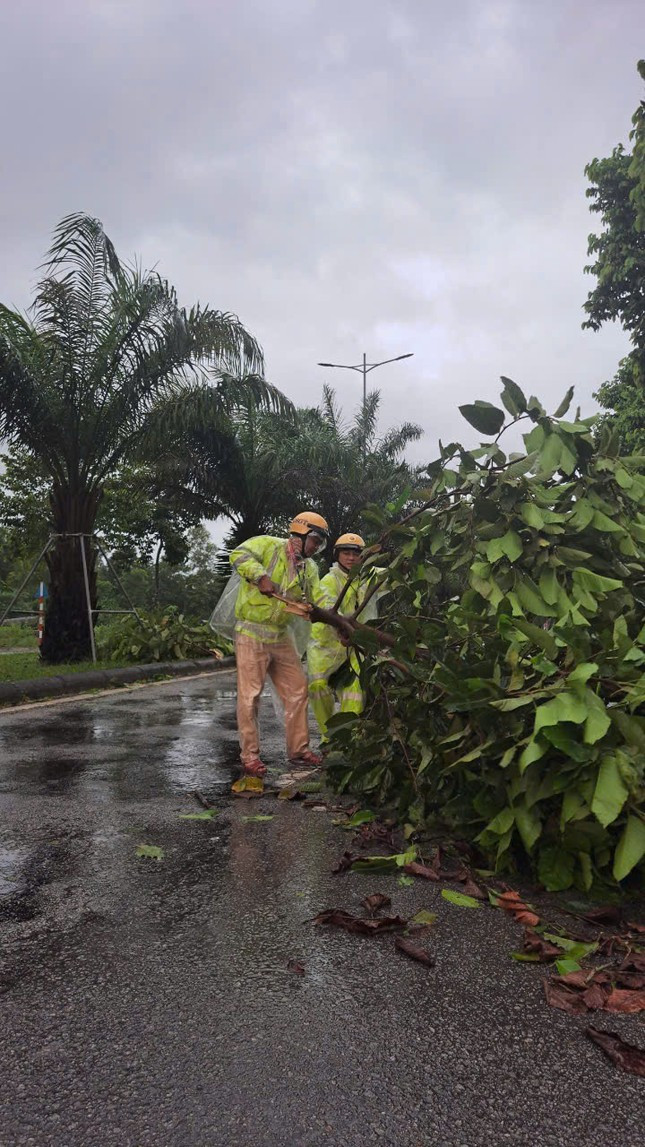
0,672,643,1147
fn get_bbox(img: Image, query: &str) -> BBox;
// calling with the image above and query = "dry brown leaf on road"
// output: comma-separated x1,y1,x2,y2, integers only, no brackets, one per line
394,936,435,967
522,930,564,962
312,908,407,936
604,988,645,1014
586,1027,645,1078
543,978,590,1015
361,893,392,916
403,861,439,882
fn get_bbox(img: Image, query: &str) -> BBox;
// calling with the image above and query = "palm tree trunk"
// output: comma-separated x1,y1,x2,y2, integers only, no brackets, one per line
40,485,102,663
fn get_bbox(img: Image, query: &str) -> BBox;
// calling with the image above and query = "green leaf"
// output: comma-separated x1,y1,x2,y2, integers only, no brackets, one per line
398,874,415,887
241,814,274,823
555,958,582,975
572,568,623,594
441,889,482,908
567,662,597,685
505,451,538,477
136,844,164,861
542,933,598,958
520,501,545,529
459,401,506,436
485,529,523,563
537,846,575,891
510,617,558,658
613,815,645,881
178,810,219,820
500,376,528,415
591,756,629,827
538,433,563,476
519,738,547,772
342,809,376,827
510,951,542,962
592,509,624,533
583,691,611,745
515,575,555,616
410,909,437,926
514,803,541,852
553,386,575,418
534,692,588,734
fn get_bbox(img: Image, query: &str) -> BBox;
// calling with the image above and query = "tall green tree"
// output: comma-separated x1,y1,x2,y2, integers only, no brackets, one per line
584,60,645,452
0,213,284,662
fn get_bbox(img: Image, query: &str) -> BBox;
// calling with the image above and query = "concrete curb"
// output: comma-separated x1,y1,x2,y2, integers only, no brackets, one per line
0,656,236,707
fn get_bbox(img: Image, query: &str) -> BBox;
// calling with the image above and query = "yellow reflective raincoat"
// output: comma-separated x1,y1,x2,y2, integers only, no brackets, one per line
307,563,364,737
230,536,320,644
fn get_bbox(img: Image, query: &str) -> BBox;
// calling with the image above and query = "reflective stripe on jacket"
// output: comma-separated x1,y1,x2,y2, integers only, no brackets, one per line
230,535,320,644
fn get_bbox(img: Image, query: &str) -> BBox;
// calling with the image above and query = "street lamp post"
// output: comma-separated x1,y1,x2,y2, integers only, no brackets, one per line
317,352,414,461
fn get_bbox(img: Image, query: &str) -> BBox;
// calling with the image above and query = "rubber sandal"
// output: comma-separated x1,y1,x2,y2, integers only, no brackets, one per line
288,750,323,767
243,758,267,778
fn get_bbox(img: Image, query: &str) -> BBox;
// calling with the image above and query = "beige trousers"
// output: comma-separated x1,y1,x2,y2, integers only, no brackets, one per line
235,634,310,763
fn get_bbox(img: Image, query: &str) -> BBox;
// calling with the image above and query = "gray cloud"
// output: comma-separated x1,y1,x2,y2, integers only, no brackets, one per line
1,0,643,473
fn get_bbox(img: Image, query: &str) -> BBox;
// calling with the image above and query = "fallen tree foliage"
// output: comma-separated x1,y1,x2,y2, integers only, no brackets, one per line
323,379,645,892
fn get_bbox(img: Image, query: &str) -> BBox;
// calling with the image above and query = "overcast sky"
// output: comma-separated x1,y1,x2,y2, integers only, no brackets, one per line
1,0,643,476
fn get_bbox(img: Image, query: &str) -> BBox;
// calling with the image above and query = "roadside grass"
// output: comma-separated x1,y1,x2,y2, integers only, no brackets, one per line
0,624,38,650
0,652,132,682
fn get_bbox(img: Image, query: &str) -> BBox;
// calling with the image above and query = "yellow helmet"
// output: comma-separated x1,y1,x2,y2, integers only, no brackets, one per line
289,511,329,538
334,533,365,550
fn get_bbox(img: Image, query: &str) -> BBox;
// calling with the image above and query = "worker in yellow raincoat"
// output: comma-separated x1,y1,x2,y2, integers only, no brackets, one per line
229,511,329,777
307,533,367,740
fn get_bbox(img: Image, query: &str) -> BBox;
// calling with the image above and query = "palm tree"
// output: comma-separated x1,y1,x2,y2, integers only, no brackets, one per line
291,386,423,544
0,213,284,662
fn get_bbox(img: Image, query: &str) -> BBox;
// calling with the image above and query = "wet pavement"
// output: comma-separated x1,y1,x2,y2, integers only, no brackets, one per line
0,672,643,1147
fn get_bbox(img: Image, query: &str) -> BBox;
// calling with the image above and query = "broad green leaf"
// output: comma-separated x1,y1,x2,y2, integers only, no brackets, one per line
555,958,582,975
592,509,624,533
578,851,593,892
398,875,415,887
615,466,633,490
591,756,629,827
542,933,598,958
459,401,505,436
483,807,515,835
515,575,555,616
410,909,437,926
572,568,623,594
486,529,523,563
136,844,164,861
441,889,482,908
178,810,218,820
538,433,563,476
343,809,376,827
538,568,558,605
510,951,541,962
505,451,538,477
613,815,645,881
500,376,528,415
534,692,588,734
561,789,588,827
583,691,611,745
519,738,546,772
567,662,597,685
514,803,541,852
552,386,574,418
538,846,575,891
510,617,558,658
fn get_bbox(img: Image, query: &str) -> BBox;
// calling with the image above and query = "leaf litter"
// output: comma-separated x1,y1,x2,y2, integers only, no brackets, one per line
586,1027,645,1078
135,844,164,861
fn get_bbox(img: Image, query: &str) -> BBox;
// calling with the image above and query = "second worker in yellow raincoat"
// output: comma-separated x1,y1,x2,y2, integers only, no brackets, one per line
307,533,367,740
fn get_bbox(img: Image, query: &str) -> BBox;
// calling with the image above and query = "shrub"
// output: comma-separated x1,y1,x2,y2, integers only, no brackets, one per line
96,608,232,664
327,380,645,892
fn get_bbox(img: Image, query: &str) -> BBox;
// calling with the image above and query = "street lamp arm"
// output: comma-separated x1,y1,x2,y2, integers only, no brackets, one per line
317,362,363,371
365,353,414,372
